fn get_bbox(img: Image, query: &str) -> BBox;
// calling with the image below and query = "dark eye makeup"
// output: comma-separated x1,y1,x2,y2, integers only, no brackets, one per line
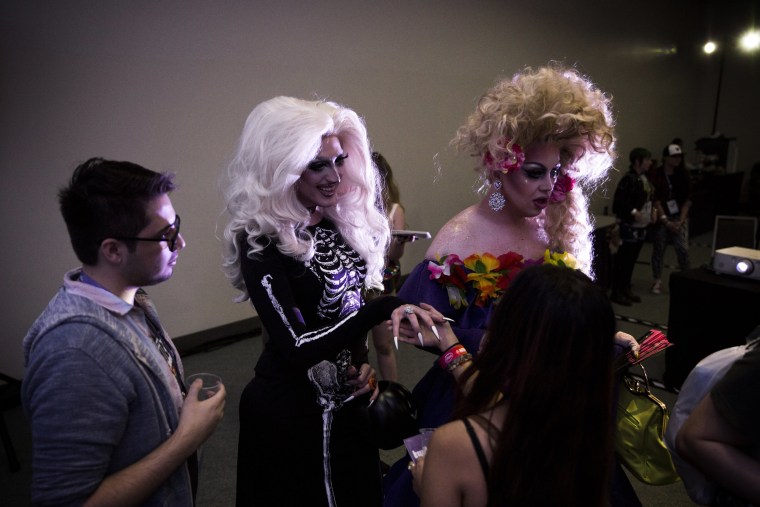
522,162,561,180
307,153,349,172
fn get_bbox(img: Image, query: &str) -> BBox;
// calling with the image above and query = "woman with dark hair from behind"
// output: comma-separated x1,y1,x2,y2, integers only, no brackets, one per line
408,264,617,506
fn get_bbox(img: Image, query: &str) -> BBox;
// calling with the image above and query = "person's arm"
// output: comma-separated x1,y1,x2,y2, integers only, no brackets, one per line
649,171,668,223
387,204,407,263
676,394,760,504
654,201,667,223
680,169,693,222
612,175,636,222
678,200,692,225
391,302,477,390
84,380,225,507
241,241,402,369
669,173,691,230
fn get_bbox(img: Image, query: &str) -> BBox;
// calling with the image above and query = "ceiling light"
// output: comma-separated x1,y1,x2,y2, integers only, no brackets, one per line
703,41,718,54
739,30,760,52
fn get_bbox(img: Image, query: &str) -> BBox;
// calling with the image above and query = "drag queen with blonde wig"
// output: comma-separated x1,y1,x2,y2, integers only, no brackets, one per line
383,65,639,506
452,64,615,275
222,97,420,507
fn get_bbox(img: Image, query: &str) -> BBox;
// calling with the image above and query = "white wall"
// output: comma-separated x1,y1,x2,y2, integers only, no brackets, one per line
1,0,756,379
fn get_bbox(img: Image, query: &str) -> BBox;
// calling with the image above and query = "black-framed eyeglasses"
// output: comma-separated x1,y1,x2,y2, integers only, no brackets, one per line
114,215,182,252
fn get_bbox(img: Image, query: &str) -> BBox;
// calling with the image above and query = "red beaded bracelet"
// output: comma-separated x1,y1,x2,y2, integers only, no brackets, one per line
438,343,468,370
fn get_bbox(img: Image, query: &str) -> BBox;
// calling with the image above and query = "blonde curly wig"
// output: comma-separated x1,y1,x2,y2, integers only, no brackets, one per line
451,65,616,275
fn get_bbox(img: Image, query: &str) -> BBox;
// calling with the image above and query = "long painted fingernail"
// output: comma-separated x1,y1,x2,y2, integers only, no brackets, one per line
441,317,455,322
394,336,399,350
344,395,355,403
431,325,441,342
368,398,375,407
418,332,424,347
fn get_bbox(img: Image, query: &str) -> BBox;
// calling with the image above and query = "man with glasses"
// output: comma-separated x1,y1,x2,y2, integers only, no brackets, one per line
21,158,226,506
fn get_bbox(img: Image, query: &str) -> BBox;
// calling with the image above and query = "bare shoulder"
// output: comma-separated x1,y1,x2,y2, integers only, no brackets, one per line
426,206,479,259
429,420,471,459
425,418,490,507
392,204,406,230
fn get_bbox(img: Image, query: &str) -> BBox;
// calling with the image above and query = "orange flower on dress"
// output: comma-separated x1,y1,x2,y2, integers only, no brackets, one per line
428,250,577,308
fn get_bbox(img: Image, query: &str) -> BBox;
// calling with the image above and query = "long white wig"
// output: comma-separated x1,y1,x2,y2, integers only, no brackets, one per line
222,96,389,301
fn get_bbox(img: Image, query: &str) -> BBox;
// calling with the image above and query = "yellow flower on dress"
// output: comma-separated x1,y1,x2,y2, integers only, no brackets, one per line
464,252,501,272
427,250,577,309
543,250,578,269
464,253,504,306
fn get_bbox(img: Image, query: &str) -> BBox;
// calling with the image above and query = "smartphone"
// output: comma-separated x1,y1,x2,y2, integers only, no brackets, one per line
391,230,431,242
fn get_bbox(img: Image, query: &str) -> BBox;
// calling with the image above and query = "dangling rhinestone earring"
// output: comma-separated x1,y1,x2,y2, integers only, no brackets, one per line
488,180,506,212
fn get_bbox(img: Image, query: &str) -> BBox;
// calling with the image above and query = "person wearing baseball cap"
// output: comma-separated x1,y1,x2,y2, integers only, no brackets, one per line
649,142,692,294
665,143,683,157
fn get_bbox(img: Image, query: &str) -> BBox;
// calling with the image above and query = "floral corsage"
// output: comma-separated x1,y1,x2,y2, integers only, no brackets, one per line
483,139,525,174
550,174,575,203
427,249,577,309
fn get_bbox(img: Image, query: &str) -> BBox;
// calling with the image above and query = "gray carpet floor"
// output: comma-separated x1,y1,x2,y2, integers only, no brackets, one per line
1,233,718,506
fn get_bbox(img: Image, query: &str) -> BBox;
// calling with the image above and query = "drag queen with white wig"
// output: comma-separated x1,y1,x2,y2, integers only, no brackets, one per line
222,97,422,507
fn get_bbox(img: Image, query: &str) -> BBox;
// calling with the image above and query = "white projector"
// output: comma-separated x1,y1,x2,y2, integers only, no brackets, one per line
713,247,760,281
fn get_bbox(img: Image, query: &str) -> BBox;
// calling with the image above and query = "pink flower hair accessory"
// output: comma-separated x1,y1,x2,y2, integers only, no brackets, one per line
482,139,525,174
550,173,575,203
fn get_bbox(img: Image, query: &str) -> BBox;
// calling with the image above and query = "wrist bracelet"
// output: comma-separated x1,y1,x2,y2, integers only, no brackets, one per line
447,353,472,372
440,342,461,354
438,343,467,369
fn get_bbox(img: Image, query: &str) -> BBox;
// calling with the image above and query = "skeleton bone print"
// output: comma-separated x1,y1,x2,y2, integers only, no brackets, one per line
307,225,366,320
307,349,354,411
305,225,368,507
304,225,365,408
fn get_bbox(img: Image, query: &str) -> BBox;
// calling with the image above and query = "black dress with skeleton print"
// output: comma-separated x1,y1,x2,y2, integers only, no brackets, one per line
236,218,402,507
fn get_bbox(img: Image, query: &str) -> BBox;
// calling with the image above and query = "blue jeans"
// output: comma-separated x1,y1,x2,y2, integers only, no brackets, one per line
651,220,690,280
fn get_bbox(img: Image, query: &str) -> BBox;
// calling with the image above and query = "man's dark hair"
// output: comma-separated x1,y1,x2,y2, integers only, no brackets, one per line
629,147,651,166
58,157,176,265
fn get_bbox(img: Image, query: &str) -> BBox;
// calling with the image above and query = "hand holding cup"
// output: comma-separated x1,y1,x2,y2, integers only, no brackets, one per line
186,373,222,401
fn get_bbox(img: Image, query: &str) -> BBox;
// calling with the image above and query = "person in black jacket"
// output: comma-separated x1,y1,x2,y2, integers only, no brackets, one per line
611,147,654,305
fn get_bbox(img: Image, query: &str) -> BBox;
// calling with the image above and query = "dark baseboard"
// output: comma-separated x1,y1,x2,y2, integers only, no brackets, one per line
174,317,262,357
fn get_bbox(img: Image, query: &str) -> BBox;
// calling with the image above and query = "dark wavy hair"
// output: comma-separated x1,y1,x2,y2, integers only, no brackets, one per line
58,157,176,265
372,151,401,211
454,264,616,506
